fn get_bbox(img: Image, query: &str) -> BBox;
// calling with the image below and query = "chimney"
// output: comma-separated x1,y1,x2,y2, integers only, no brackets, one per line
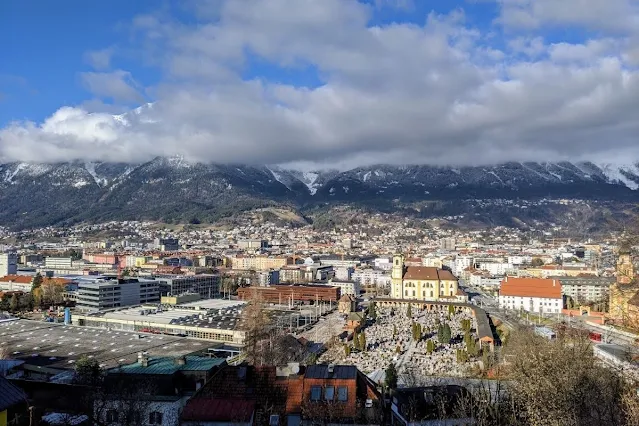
174,356,186,366
138,351,149,367
327,364,335,374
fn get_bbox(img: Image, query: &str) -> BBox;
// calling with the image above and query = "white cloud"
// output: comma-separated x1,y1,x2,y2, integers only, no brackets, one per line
80,70,144,103
84,47,115,70
2,0,639,168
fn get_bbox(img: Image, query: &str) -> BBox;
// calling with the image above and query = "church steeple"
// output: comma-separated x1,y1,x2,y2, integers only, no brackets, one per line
617,251,634,285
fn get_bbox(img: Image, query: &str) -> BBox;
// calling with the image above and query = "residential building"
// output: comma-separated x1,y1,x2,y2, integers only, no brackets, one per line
328,279,360,297
230,255,289,271
0,375,28,426
498,277,563,314
155,274,220,299
237,239,268,250
0,275,33,292
0,253,17,277
352,269,391,291
96,353,226,426
154,238,180,251
391,255,461,302
181,364,382,426
391,386,473,425
439,237,456,251
76,278,160,311
44,257,73,270
554,276,614,303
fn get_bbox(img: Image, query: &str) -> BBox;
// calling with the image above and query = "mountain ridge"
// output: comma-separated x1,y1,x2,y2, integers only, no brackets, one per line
1,158,638,229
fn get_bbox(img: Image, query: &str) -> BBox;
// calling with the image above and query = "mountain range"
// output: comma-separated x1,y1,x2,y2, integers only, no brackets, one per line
1,157,639,229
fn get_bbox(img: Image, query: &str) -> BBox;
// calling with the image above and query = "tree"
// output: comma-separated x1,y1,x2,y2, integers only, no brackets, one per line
359,331,366,352
437,324,444,343
448,304,455,317
32,272,43,289
242,289,273,365
531,257,544,267
344,344,351,357
441,324,452,344
385,363,398,390
9,293,18,312
393,324,397,337
407,304,412,318
75,355,103,385
368,301,377,320
426,339,435,354
352,331,359,351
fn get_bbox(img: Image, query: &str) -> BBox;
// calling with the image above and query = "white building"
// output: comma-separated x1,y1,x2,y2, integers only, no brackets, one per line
329,279,360,296
351,269,391,290
498,277,563,314
453,256,473,276
0,252,17,276
44,257,73,270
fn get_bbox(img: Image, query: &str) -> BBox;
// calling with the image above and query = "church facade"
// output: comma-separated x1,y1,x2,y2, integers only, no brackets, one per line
391,255,466,302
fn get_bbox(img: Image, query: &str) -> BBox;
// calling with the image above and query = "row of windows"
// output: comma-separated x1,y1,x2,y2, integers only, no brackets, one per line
310,385,348,402
404,290,455,297
105,410,163,425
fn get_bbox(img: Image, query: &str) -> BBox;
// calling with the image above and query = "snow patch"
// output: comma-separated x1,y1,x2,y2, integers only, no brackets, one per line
362,171,372,182
73,180,89,188
598,163,639,190
302,172,320,195
84,162,107,187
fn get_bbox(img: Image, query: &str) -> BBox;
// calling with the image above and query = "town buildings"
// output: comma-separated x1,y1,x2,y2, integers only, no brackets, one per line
237,284,340,305
554,275,613,303
498,277,563,314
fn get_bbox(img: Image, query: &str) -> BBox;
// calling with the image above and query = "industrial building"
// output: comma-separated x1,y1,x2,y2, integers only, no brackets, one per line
73,300,247,345
237,284,340,304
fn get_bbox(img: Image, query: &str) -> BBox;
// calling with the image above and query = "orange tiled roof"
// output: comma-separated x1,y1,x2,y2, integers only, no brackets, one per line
0,275,32,284
500,277,562,299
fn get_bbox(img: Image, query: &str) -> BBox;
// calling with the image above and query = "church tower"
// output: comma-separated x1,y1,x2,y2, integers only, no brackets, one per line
391,254,405,299
609,244,637,324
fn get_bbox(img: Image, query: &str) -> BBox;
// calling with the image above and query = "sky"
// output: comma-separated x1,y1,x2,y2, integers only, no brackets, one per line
1,0,639,169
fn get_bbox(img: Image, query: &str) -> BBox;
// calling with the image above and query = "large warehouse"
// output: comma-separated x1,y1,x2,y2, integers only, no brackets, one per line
237,284,340,304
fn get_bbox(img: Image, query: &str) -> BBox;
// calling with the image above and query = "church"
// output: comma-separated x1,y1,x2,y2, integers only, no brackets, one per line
391,255,467,302
608,245,639,329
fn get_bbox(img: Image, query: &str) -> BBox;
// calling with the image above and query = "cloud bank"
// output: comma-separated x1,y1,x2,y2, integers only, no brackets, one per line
2,0,639,168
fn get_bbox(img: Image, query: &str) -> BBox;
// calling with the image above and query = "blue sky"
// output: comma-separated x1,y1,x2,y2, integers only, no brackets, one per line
1,0,638,167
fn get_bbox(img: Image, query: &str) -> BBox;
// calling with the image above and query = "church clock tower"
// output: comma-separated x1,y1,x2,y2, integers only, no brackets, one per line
391,254,405,299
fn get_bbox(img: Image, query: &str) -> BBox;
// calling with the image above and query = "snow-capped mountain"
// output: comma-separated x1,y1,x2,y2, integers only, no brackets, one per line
0,159,638,229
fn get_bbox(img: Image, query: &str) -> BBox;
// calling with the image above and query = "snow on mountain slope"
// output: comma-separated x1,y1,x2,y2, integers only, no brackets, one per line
597,163,639,190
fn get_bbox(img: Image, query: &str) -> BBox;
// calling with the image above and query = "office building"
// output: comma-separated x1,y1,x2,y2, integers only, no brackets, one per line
554,276,614,303
154,238,180,251
76,278,160,311
0,252,17,276
155,275,220,299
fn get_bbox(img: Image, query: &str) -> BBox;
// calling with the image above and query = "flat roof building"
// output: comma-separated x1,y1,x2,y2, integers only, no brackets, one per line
76,278,160,312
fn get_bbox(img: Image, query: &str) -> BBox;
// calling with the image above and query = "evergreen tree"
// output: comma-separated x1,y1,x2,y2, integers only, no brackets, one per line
385,363,398,390
437,324,444,344
407,304,412,318
369,301,377,320
32,272,43,289
426,339,435,354
442,324,452,344
352,331,359,351
448,304,455,317
344,344,351,357
359,331,367,352
74,355,103,385
393,324,397,337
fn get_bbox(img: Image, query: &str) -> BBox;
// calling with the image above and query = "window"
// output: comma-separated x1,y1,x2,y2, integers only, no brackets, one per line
149,411,163,425
270,414,280,426
337,386,348,402
106,410,118,423
311,386,322,401
325,386,335,401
